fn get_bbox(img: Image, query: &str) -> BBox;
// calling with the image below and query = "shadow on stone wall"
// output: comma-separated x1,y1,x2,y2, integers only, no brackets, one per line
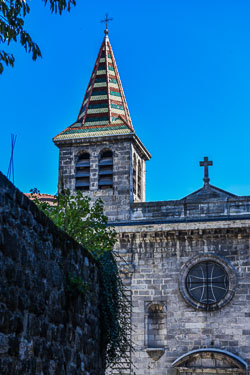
0,172,104,375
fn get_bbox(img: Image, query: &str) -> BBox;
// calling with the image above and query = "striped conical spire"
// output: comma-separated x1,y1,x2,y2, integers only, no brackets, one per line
54,31,134,141
78,32,133,128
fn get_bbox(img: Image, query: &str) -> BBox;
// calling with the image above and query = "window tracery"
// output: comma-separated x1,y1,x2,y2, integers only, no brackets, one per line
179,254,236,311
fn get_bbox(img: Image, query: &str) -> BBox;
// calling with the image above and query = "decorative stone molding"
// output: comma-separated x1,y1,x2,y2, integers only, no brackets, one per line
146,348,165,361
172,348,248,374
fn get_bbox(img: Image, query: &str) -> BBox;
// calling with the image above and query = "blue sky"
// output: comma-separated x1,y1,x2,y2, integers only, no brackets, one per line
1,0,250,201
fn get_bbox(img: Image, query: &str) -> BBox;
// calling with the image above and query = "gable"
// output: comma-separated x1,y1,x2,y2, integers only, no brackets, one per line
181,184,237,202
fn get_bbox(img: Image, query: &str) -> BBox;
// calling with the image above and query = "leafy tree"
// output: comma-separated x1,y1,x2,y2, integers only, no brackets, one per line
30,188,116,256
0,0,76,73
30,188,131,369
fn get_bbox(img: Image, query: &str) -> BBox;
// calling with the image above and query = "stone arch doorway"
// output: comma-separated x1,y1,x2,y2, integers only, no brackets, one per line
172,348,247,375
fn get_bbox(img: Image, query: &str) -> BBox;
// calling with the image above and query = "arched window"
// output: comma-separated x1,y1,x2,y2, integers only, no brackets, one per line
133,155,137,195
75,152,90,191
98,150,113,189
147,303,165,348
138,160,142,199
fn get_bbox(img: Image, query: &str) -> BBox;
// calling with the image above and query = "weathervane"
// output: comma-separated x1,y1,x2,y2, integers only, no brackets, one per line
200,156,213,185
101,13,113,35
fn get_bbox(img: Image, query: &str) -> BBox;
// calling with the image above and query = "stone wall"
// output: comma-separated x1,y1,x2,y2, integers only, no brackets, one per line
55,134,150,223
0,172,104,375
57,136,133,222
131,196,250,222
131,144,146,203
114,220,250,375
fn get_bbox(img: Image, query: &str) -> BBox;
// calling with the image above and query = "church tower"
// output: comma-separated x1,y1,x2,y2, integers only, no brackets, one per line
53,23,250,375
53,27,151,222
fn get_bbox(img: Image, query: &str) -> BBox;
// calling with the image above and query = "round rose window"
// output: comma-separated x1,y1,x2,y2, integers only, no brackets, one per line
179,254,236,311
186,261,229,305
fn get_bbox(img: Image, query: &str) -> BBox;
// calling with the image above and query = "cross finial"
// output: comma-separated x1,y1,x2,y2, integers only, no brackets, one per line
200,156,213,185
101,13,113,35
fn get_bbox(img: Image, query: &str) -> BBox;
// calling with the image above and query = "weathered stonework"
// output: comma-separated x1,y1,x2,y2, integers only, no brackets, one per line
113,218,250,375
56,134,150,222
56,130,250,375
54,127,250,375
0,172,104,375
52,28,250,375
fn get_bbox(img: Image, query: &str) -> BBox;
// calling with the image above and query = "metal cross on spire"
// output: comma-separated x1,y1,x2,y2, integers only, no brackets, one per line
101,13,113,35
200,156,213,185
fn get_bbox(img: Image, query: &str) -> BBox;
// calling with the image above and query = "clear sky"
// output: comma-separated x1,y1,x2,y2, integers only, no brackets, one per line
1,0,250,201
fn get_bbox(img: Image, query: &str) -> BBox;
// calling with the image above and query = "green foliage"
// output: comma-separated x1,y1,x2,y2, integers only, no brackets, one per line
99,251,131,369
67,272,89,298
30,188,131,368
0,0,76,73
42,0,76,14
30,188,116,256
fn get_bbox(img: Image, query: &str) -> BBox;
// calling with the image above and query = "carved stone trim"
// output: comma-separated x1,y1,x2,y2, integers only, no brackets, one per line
146,348,165,361
177,367,244,373
172,348,247,373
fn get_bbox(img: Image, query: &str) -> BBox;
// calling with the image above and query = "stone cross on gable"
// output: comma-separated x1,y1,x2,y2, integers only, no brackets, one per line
200,156,213,185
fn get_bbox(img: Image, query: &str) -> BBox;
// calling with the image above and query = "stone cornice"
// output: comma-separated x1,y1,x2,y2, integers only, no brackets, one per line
114,219,250,239
53,132,151,160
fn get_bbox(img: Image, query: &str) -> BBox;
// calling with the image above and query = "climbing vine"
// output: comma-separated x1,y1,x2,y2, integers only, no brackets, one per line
66,272,90,299
30,188,131,368
99,251,131,368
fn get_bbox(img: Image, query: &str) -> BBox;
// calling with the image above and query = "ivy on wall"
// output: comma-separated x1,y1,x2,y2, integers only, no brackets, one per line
30,188,131,368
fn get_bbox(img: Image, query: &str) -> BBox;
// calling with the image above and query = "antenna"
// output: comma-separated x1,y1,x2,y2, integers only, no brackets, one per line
7,134,17,184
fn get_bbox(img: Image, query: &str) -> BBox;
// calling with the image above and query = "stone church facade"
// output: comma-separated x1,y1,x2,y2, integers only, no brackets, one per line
53,28,250,375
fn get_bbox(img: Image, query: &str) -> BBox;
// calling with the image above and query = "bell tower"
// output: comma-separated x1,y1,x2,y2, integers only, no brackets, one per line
53,27,151,222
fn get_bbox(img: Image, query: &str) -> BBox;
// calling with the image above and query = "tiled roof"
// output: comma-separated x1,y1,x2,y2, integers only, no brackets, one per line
54,31,134,142
25,193,57,206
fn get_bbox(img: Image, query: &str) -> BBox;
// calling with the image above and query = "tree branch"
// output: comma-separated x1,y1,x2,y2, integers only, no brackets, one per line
0,0,76,73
